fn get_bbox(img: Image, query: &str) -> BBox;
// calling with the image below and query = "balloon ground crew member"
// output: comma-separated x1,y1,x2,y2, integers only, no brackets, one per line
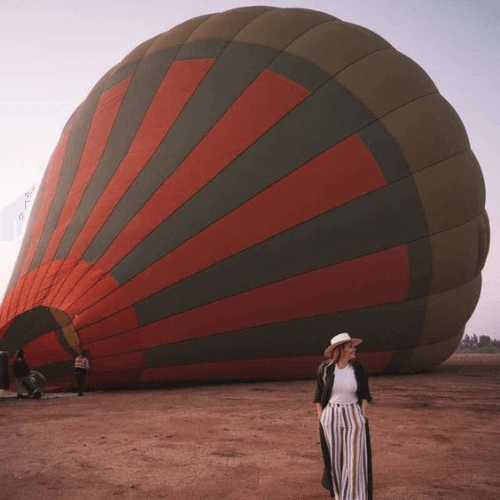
13,349,35,399
74,350,89,396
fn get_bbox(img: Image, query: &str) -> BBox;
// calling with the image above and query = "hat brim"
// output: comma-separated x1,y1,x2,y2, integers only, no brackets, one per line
324,338,363,357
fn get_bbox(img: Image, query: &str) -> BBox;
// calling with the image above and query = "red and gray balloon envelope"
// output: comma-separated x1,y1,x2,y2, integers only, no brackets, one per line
0,7,489,388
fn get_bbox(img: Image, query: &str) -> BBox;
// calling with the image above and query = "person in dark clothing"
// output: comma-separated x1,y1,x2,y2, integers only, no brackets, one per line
0,351,10,390
314,333,373,500
74,350,89,396
13,349,34,398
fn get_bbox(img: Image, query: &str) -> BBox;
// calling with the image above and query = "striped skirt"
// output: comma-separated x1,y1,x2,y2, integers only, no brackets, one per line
320,403,369,500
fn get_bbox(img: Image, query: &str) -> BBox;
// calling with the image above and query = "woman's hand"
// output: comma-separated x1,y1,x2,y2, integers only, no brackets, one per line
361,399,369,420
315,403,323,419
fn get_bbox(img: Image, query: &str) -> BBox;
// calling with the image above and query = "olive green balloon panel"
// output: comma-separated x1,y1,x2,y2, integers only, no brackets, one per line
0,7,488,389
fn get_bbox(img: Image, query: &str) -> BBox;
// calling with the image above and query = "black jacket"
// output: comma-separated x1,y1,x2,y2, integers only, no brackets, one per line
313,358,372,408
13,357,30,378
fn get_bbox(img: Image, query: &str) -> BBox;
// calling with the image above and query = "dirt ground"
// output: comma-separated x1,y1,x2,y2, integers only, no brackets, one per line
0,353,499,500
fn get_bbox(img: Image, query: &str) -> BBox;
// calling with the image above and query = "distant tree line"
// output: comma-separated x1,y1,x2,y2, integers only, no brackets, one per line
456,334,500,353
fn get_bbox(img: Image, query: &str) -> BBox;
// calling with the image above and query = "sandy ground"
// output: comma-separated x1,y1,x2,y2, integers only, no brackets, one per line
0,353,499,500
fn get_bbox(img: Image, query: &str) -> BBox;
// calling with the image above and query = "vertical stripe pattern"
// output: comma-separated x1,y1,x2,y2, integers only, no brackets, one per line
320,403,368,500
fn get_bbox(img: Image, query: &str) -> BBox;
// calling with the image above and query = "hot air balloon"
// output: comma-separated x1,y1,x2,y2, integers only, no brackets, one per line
0,6,489,389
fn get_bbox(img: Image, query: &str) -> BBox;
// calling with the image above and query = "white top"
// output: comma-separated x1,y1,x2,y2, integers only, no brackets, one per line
328,364,358,404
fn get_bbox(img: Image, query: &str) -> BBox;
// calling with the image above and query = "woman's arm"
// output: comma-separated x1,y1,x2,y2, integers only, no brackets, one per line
313,362,326,418
315,402,323,419
361,399,370,419
354,360,372,403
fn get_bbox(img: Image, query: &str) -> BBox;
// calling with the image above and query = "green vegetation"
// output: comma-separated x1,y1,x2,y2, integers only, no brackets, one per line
456,334,500,353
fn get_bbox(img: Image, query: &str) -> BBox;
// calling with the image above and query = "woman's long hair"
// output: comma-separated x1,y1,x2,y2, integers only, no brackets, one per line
322,343,345,382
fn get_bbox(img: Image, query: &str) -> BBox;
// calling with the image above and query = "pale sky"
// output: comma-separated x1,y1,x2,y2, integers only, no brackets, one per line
0,0,498,338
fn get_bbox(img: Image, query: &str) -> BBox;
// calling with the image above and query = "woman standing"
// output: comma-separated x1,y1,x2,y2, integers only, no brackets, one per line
314,333,373,500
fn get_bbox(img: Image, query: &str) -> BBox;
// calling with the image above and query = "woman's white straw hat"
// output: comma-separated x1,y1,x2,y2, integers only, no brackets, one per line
324,332,363,357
